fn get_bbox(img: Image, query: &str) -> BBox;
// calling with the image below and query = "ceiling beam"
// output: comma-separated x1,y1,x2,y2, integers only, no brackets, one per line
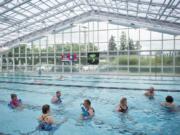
85,3,179,19
93,11,180,35
0,0,31,16
114,0,180,10
158,0,175,20
0,0,75,32
0,4,81,38
0,11,93,49
0,0,12,7
164,1,180,20
1,10,180,51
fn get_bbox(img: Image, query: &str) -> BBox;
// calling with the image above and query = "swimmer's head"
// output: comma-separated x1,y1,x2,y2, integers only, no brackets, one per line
83,99,91,108
166,96,174,103
56,91,61,97
120,97,127,105
42,104,50,114
11,94,17,100
149,87,154,93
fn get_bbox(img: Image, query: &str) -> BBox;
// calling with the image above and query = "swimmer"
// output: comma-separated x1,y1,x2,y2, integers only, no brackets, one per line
9,94,22,109
34,80,43,84
58,75,64,80
117,97,128,113
81,99,95,120
144,87,155,97
38,68,42,76
51,91,62,104
161,96,176,108
38,104,54,131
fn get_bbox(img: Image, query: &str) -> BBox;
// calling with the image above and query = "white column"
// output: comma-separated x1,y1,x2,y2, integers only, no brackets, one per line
173,36,175,75
150,32,152,73
32,42,34,71
46,37,48,69
39,39,41,68
107,23,109,72
78,25,81,72
6,56,8,71
161,33,163,74
70,27,72,73
54,33,56,73
62,32,64,73
13,48,15,72
127,28,130,73
138,29,140,74
25,44,27,72
0,55,2,72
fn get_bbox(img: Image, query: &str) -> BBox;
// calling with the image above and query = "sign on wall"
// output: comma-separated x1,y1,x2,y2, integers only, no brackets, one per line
61,53,77,62
87,52,99,65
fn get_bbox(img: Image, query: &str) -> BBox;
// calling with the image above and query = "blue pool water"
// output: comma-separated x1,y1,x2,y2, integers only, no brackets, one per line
0,73,180,135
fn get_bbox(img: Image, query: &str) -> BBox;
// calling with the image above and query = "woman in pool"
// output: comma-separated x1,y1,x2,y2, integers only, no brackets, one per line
34,80,43,84
51,91,62,104
58,75,64,80
9,94,22,109
117,97,128,113
144,87,155,97
161,96,176,108
81,99,95,120
38,104,54,131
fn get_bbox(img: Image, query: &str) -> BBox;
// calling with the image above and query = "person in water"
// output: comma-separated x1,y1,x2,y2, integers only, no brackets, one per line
144,87,155,97
81,99,95,119
38,104,54,131
9,94,22,109
117,97,128,113
58,75,64,80
51,91,62,104
38,68,42,76
161,96,176,108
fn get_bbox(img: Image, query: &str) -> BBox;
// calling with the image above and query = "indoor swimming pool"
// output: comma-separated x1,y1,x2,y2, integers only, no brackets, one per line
0,73,180,135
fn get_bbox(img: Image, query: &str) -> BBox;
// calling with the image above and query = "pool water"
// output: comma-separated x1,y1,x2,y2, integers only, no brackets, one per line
0,73,180,135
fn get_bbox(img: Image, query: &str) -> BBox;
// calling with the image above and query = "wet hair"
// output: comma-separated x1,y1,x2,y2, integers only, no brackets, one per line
42,104,50,114
166,96,174,103
120,97,127,104
56,91,61,94
11,94,17,99
84,99,91,106
149,87,154,93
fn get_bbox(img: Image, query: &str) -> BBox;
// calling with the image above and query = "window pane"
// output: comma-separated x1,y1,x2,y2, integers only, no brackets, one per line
151,41,162,50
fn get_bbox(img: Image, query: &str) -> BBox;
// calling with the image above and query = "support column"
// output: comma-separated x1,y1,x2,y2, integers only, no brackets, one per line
54,33,56,73
39,39,41,69
127,28,130,73
25,44,27,72
0,56,2,72
161,34,163,74
32,42,34,71
78,25,81,72
138,29,140,74
150,32,152,73
107,23,110,72
13,48,15,72
173,36,175,75
70,27,72,73
46,37,48,70
62,32,64,73
6,56,8,72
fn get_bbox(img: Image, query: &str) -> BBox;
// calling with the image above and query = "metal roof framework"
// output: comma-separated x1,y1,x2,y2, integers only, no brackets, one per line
0,0,180,49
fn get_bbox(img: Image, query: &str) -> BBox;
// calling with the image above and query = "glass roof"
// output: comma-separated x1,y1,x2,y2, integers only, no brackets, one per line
0,0,180,47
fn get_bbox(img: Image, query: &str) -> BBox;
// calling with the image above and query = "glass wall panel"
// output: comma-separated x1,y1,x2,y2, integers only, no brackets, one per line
0,21,179,75
140,29,150,41
151,32,162,40
151,41,162,50
163,40,174,50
